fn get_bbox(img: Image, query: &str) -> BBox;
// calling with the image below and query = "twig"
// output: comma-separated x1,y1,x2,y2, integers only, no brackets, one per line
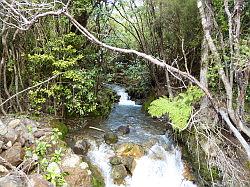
0,73,62,108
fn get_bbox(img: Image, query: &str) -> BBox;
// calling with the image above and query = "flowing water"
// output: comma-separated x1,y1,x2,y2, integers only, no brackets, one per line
67,84,196,187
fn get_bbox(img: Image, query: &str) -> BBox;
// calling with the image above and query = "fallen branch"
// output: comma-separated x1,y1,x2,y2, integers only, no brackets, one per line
89,126,106,133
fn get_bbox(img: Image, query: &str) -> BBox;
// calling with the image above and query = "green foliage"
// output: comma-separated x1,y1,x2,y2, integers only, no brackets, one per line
50,120,68,140
148,86,204,130
91,87,117,117
124,62,151,98
25,128,66,186
27,33,98,116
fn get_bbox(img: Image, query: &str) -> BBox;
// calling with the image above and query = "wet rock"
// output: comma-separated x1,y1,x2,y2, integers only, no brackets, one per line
117,125,130,135
0,172,27,187
116,143,144,158
111,164,128,183
1,142,25,166
143,138,158,150
104,131,118,145
73,140,90,155
110,156,122,165
121,156,136,174
0,165,8,177
29,174,54,187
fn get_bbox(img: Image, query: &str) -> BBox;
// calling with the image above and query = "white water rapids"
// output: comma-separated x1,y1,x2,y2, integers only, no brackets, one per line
86,85,197,187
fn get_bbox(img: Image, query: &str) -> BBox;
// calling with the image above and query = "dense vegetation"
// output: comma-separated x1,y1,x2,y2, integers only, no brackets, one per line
0,0,249,186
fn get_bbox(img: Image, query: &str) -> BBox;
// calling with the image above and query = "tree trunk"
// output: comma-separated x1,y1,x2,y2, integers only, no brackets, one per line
200,37,209,109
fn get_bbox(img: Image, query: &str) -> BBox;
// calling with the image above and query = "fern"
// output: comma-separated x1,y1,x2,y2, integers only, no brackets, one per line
148,86,204,131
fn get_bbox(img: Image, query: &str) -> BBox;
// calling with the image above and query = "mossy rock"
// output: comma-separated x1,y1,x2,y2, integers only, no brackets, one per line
85,161,105,187
49,119,68,140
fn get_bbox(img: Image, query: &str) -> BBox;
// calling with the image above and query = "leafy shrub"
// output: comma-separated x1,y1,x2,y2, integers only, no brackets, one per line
25,128,66,186
27,33,98,116
148,86,204,130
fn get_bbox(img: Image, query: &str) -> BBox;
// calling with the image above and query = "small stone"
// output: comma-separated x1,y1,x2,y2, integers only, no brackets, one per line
79,162,88,170
4,129,18,144
87,170,92,175
104,132,118,145
6,141,12,148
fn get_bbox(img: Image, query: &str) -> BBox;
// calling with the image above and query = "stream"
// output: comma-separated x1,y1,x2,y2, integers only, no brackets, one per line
67,84,196,187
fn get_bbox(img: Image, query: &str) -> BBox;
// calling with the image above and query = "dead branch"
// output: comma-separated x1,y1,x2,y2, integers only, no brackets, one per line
0,73,61,108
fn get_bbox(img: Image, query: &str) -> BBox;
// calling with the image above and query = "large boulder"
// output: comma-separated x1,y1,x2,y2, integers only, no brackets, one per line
73,140,90,155
0,142,25,166
104,132,118,145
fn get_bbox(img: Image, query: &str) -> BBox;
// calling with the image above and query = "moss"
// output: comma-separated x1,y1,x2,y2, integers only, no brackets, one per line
142,94,156,111
246,161,250,170
86,161,105,187
176,130,221,186
49,119,69,140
